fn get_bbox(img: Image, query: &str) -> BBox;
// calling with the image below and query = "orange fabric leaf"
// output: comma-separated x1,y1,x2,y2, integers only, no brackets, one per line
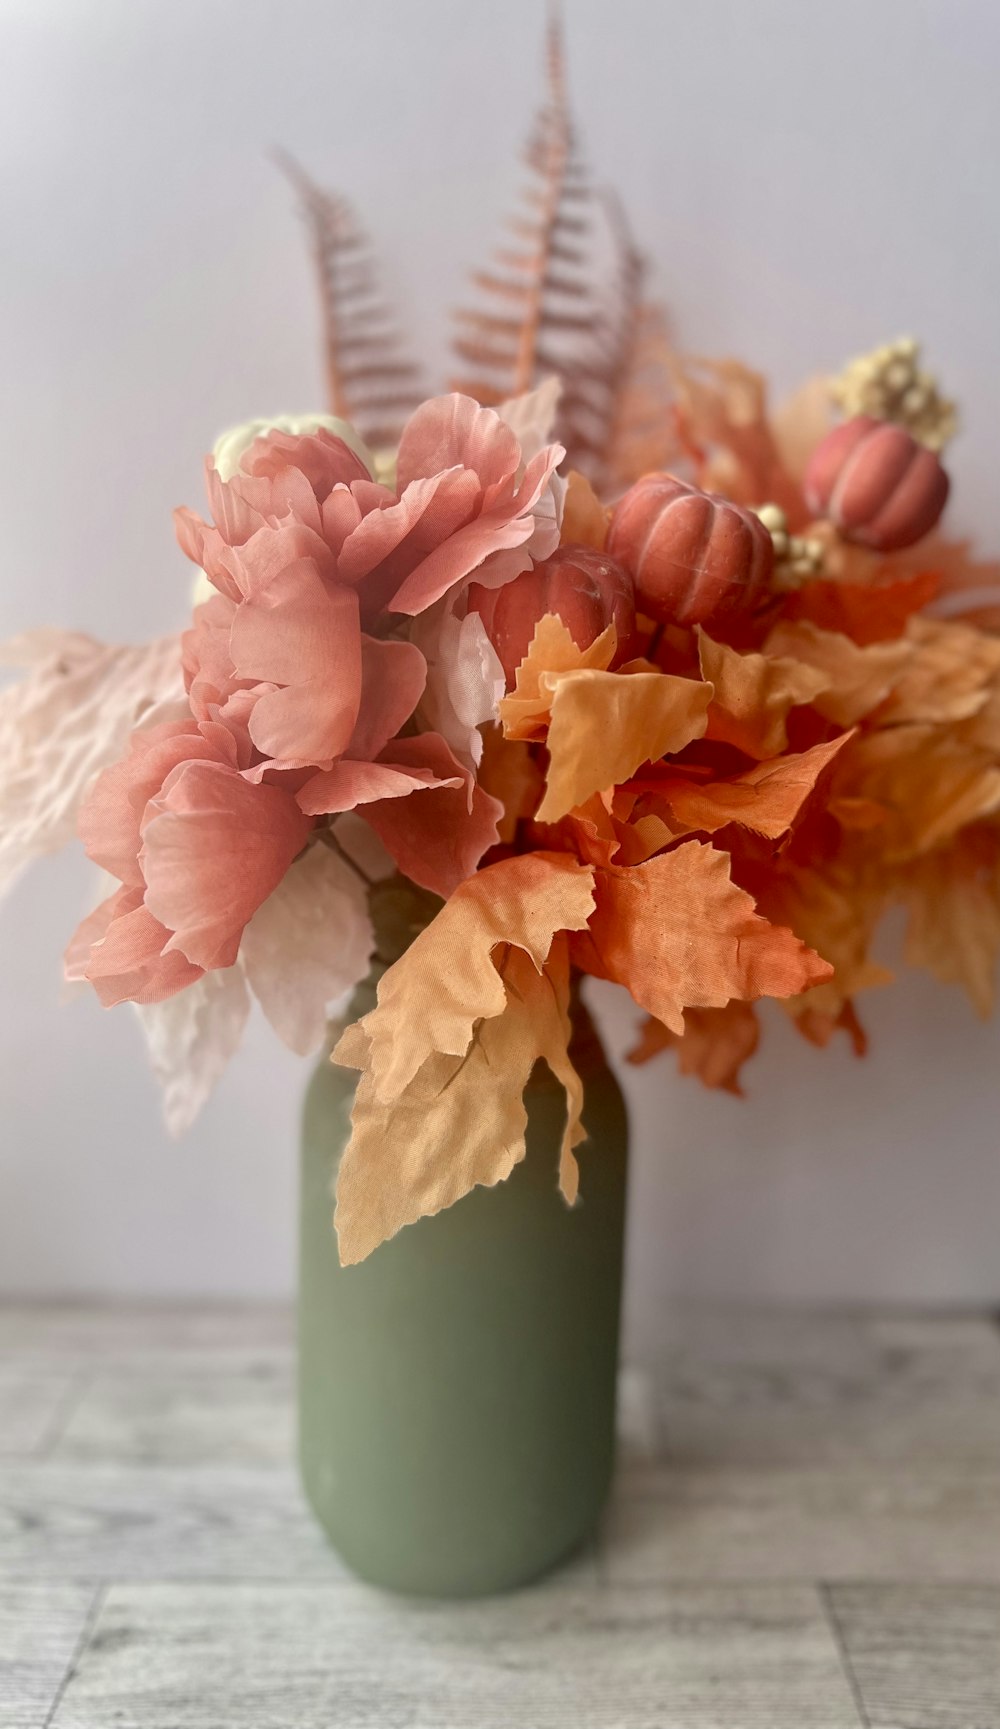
698,630,829,760
560,469,610,550
332,850,595,1105
903,828,1000,1017
754,862,892,1018
477,723,544,843
643,734,850,842
793,1000,868,1057
333,939,585,1264
609,810,676,866
500,613,617,742
628,999,760,1095
537,669,712,825
572,841,832,1033
842,727,1000,860
783,569,941,645
542,793,621,869
764,620,912,727
878,616,1000,726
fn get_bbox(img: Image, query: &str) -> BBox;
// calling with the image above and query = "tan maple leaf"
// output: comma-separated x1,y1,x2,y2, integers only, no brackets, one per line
698,630,829,760
764,620,912,728
500,614,617,742
333,936,586,1265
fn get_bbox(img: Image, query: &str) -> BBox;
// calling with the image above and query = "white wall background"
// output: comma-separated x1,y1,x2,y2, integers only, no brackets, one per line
2,0,999,1355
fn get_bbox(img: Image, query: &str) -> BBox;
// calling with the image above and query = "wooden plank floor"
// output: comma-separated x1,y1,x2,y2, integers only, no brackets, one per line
1,1305,998,1727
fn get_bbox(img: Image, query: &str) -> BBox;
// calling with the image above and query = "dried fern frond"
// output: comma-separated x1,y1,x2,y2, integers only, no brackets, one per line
450,21,676,493
277,150,424,449
586,192,680,495
450,16,608,476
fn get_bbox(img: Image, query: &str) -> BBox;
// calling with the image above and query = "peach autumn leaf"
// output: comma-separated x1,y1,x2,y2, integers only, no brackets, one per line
670,354,804,520
333,938,584,1266
332,850,596,1105
535,666,713,825
478,724,545,844
560,470,610,551
697,630,828,760
572,841,833,1034
793,999,869,1059
752,862,893,1020
628,1000,760,1096
500,613,617,743
902,827,1000,1017
643,734,850,842
842,726,1000,860
763,620,912,728
768,373,835,486
878,616,1000,727
781,567,941,646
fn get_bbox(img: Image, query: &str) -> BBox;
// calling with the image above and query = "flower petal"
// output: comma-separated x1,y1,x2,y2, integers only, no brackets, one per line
296,756,462,818
396,394,520,493
228,539,362,764
140,761,312,970
77,887,204,1007
347,636,427,763
359,734,503,898
411,603,505,769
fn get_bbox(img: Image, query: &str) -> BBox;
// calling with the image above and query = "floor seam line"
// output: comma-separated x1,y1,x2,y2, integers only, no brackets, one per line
818,1582,870,1729
42,1578,107,1729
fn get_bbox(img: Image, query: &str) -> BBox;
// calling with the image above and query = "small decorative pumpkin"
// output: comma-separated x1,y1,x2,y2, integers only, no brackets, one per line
467,544,637,685
606,474,774,628
803,414,949,552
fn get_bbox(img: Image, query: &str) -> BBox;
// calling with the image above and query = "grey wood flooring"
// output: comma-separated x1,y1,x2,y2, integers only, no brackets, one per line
1,1302,998,1726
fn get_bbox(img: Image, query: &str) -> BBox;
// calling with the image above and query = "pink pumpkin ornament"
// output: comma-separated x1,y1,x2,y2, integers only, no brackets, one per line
467,544,637,685
803,414,949,552
606,474,774,628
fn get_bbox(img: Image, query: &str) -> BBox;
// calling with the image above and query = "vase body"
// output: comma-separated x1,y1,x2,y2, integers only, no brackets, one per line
298,991,628,1598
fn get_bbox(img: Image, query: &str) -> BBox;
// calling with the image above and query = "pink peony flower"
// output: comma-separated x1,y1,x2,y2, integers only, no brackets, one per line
172,395,552,879
68,718,312,1005
69,393,557,1010
175,395,563,626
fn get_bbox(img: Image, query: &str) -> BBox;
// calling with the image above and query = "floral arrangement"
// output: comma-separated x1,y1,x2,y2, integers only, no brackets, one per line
5,29,1000,1265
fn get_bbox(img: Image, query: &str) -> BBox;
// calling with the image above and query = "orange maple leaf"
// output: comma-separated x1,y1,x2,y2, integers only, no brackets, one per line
536,666,713,824
764,620,911,727
698,630,829,760
572,840,833,1033
560,469,610,550
903,826,1000,1017
636,734,850,842
500,613,617,742
878,616,1000,727
628,999,760,1095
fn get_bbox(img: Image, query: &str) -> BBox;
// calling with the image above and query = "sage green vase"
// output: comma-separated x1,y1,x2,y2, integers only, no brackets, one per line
298,975,628,1598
